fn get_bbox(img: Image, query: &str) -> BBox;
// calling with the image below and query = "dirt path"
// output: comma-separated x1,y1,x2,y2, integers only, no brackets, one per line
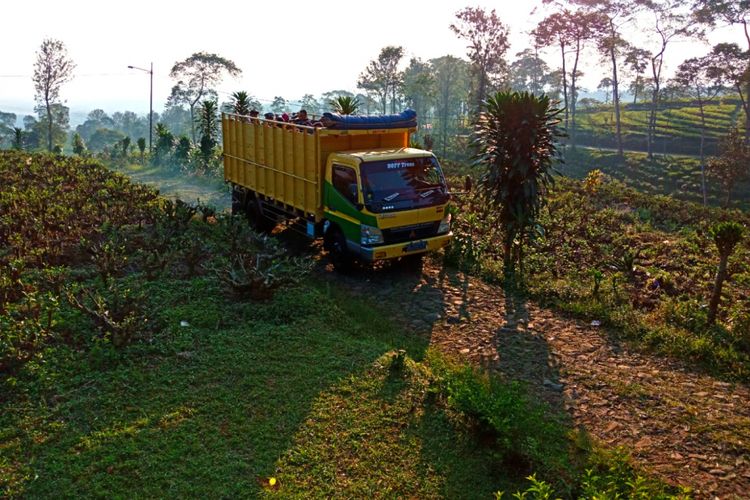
322,260,750,499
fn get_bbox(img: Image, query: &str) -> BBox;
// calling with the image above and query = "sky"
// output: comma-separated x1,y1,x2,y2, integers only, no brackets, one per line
0,0,745,125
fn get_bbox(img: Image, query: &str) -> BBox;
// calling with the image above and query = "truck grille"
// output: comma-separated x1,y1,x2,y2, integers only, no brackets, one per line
382,222,439,244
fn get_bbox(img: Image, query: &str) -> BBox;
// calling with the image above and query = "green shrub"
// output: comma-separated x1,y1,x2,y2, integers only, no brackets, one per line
427,352,571,480
65,278,156,348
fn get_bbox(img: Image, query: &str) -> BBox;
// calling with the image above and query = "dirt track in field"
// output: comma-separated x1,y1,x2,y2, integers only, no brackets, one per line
322,259,750,499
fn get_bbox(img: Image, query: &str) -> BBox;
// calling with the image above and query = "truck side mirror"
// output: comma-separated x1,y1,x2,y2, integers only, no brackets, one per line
348,183,358,203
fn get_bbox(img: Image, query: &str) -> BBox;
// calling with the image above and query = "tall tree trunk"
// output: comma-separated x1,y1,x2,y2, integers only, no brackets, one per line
707,254,729,325
647,71,660,160
698,96,707,205
570,39,582,150
560,44,569,130
189,105,196,144
609,40,623,156
45,95,53,152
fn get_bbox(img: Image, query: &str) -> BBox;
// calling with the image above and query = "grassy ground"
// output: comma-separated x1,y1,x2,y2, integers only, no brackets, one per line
107,161,230,211
2,277,521,498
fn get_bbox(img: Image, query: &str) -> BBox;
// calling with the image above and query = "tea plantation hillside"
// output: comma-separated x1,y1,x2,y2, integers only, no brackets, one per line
574,97,745,156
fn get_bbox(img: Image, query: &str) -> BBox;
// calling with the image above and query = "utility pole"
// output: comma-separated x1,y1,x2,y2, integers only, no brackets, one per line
127,63,154,152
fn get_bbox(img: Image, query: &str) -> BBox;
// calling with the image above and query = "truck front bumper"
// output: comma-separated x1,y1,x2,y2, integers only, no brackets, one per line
359,232,452,262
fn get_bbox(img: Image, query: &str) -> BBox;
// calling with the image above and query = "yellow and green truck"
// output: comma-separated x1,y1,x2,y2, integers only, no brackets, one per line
221,110,452,269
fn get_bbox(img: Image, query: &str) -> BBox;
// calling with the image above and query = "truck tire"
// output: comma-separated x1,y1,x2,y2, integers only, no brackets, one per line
401,252,424,271
231,186,244,216
324,227,352,273
245,195,276,233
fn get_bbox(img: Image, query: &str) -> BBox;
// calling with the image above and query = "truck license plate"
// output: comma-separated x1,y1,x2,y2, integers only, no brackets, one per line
405,241,427,252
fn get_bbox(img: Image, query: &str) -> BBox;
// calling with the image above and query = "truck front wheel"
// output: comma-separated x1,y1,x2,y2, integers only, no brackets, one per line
324,227,352,273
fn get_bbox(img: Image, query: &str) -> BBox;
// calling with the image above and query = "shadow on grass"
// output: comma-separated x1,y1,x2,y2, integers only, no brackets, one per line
3,275,432,498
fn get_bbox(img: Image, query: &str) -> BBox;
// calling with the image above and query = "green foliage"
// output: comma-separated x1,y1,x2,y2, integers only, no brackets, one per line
707,128,750,207
441,161,750,379
204,216,313,301
710,221,744,258
473,91,563,278
427,351,571,481
65,277,155,348
153,123,174,166
33,38,75,151
329,95,361,115
136,137,146,160
196,100,220,174
72,132,86,155
230,90,252,116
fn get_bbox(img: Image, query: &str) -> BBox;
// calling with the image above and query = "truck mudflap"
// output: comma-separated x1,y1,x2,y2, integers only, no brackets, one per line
358,233,452,261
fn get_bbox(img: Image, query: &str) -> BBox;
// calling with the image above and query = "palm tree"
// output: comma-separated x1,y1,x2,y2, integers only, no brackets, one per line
231,91,252,116
707,222,744,325
12,128,23,150
154,123,174,166
137,137,146,163
473,91,563,280
197,100,219,171
329,96,361,115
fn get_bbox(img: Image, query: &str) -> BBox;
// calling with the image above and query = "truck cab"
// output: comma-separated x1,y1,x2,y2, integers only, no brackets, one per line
322,148,452,264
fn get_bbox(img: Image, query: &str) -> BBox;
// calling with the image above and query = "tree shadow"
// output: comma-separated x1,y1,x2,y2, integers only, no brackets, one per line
496,289,564,409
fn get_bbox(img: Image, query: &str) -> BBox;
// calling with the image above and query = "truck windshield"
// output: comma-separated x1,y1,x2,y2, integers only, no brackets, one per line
360,156,448,212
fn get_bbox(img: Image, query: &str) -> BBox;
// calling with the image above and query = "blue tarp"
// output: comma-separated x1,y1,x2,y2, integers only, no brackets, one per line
322,109,417,130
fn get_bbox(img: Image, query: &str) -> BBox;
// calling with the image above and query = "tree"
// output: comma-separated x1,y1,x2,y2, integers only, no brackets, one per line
575,0,633,156
34,103,70,151
473,91,563,280
137,137,146,163
270,96,288,114
707,222,744,325
231,91,253,116
72,132,86,156
0,111,16,147
329,96,361,115
451,7,510,113
32,39,75,152
624,47,651,104
707,128,750,207
635,0,701,159
88,128,125,153
121,136,131,158
694,1,750,50
197,100,219,172
154,123,175,166
357,46,404,114
673,54,722,204
402,58,435,127
174,136,192,165
12,128,24,150
509,49,550,95
431,55,471,159
534,11,574,129
168,52,241,142
299,94,321,115
598,77,614,104
706,43,750,141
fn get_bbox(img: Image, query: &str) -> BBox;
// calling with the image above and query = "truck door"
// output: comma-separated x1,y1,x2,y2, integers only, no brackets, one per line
325,164,363,244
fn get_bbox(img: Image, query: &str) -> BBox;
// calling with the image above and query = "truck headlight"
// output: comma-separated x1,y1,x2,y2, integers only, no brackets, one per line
438,213,452,234
361,224,384,245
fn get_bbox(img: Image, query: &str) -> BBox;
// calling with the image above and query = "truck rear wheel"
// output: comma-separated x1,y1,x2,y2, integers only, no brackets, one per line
324,227,352,273
247,200,276,233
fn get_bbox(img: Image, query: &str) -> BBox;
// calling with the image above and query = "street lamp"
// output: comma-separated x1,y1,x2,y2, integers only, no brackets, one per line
127,63,153,153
